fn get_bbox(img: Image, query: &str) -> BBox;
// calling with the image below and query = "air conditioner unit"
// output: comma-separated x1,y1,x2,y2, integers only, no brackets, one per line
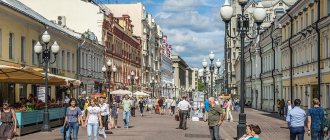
58,16,66,27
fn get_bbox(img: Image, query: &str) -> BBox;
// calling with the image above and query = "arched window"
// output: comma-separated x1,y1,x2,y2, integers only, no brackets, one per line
324,36,329,59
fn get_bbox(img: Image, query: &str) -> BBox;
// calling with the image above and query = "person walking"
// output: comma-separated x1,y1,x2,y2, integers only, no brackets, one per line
158,97,164,115
280,99,285,117
307,98,325,140
130,97,136,117
207,97,225,140
176,96,191,130
284,100,293,117
286,99,306,140
170,97,176,116
83,98,103,140
122,95,132,128
110,98,119,129
99,97,111,134
138,97,145,117
0,100,17,140
203,98,210,122
225,99,233,122
63,98,83,140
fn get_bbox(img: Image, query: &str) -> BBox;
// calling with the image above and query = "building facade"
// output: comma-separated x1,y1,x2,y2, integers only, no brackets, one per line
172,55,189,98
104,3,162,95
160,35,173,98
0,0,81,103
104,13,142,91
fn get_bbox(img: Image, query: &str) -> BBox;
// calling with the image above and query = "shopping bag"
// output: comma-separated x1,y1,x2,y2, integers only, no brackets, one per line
98,127,106,138
175,114,179,121
59,126,65,133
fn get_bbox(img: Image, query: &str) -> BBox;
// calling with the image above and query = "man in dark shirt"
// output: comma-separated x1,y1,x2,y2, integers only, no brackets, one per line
208,97,225,140
307,98,325,140
158,97,164,115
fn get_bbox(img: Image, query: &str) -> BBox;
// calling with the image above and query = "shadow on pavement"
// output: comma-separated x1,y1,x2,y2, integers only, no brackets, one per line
260,113,285,121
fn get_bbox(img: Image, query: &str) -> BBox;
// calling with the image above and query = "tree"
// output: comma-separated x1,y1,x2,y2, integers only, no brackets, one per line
197,80,205,92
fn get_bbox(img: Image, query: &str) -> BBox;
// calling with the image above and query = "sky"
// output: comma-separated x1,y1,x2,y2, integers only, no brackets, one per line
98,0,226,68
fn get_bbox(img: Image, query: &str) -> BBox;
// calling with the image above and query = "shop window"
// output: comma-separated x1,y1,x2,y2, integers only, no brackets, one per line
19,84,27,99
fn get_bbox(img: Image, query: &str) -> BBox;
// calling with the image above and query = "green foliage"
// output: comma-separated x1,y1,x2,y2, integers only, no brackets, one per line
197,80,205,92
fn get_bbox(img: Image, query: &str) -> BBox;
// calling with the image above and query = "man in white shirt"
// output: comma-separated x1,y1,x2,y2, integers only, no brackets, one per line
176,96,191,130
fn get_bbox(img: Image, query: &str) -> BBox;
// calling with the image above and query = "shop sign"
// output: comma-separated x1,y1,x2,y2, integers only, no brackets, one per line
37,86,46,102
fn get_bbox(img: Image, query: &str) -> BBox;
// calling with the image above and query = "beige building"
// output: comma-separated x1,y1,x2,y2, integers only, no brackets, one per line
172,55,189,98
0,0,81,103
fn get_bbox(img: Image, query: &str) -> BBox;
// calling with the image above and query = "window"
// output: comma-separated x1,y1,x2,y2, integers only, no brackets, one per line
32,40,37,65
61,50,65,70
300,16,303,31
326,85,330,108
306,13,308,27
0,29,2,57
324,37,329,59
9,33,14,59
21,36,25,62
81,52,84,69
328,0,330,15
67,52,70,71
279,2,283,6
233,52,236,59
295,20,298,34
19,84,27,99
311,9,314,23
72,53,75,72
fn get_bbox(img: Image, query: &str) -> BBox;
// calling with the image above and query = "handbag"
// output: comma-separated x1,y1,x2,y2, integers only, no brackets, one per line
98,128,106,138
175,114,179,121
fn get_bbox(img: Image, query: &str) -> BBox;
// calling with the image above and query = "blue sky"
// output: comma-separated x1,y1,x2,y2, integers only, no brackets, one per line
98,0,226,68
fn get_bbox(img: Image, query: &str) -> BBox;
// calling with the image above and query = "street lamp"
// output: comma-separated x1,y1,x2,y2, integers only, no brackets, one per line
127,71,138,96
202,52,221,97
220,0,266,138
34,30,60,132
102,59,117,106
150,76,157,98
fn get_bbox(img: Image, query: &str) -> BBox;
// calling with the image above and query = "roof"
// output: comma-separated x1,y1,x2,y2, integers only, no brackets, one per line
0,0,81,39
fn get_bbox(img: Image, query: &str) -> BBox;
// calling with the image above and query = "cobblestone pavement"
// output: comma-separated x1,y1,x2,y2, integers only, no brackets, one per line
17,108,310,140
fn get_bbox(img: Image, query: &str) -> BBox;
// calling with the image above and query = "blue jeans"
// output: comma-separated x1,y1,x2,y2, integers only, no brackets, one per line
65,122,79,140
311,131,324,140
290,126,305,140
87,123,99,140
209,125,221,140
123,110,130,128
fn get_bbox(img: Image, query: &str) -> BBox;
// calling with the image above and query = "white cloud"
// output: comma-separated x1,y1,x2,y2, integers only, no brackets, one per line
154,0,225,67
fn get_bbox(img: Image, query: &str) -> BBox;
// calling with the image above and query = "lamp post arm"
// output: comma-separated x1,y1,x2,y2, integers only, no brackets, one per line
225,23,240,39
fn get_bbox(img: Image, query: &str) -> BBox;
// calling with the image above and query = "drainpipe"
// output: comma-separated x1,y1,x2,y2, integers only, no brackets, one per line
77,37,86,98
316,0,321,103
270,24,276,112
287,13,294,103
259,37,263,110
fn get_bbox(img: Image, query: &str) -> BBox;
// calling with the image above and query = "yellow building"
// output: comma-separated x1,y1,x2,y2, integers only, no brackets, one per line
0,0,80,104
279,0,330,109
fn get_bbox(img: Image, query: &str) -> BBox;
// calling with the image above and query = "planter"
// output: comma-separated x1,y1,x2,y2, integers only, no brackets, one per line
15,107,65,136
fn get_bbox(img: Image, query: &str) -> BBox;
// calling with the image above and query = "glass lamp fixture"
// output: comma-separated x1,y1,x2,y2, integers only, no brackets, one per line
202,59,208,68
216,59,222,68
51,41,60,54
106,59,112,66
102,65,107,72
261,0,274,8
253,2,267,24
209,51,215,61
220,0,233,23
34,42,42,54
42,31,50,43
112,65,117,72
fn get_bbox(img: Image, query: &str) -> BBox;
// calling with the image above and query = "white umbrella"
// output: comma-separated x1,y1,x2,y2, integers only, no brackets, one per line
110,89,132,95
133,91,150,96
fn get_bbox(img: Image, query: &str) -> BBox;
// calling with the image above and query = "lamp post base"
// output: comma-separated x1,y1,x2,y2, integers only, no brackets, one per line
41,111,51,132
237,113,246,139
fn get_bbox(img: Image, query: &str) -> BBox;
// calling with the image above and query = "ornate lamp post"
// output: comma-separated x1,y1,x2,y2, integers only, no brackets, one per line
127,71,138,96
34,30,60,132
102,60,117,105
150,76,157,98
202,54,221,97
220,0,266,138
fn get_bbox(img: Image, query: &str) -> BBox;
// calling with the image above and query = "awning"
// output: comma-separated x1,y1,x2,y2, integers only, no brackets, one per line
0,65,65,85
45,73,81,87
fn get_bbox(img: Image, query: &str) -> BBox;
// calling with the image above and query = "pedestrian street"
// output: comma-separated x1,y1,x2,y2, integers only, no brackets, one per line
16,108,306,140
